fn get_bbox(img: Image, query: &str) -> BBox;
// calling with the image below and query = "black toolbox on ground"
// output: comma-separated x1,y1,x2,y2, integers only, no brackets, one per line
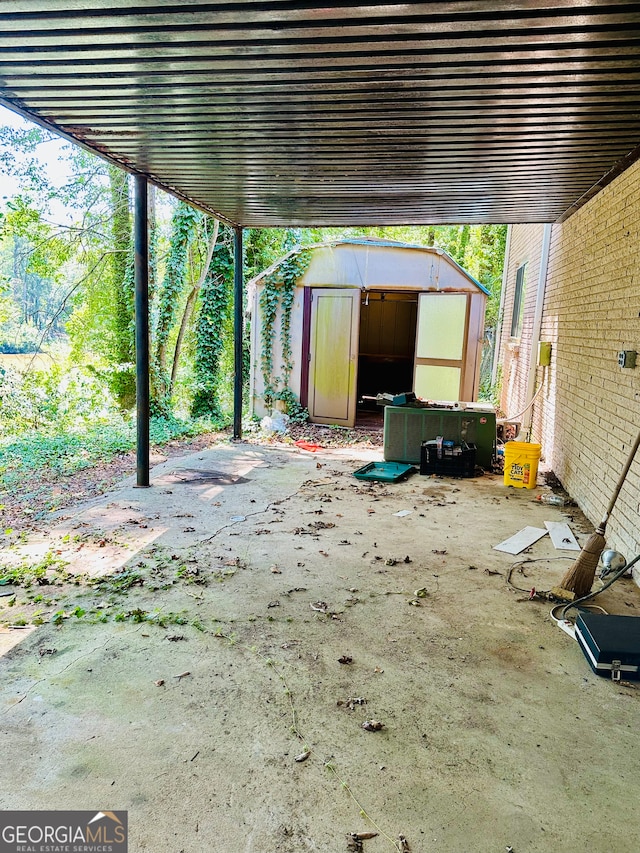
575,613,640,681
420,440,476,478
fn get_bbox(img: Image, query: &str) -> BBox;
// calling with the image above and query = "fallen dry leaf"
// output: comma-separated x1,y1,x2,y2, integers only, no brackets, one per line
362,719,384,732
294,750,311,763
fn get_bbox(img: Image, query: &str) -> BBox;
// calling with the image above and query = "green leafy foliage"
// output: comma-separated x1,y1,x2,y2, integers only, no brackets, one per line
258,247,311,409
152,201,203,414
0,410,214,488
0,124,57,198
0,550,69,588
191,227,234,418
0,362,106,434
107,165,135,409
0,198,74,350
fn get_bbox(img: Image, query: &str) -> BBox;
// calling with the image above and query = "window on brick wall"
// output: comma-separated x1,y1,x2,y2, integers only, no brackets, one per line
510,262,527,337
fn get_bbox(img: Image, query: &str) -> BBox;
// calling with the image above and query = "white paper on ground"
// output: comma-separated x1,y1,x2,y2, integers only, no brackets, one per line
393,510,413,517
544,521,580,551
493,526,548,555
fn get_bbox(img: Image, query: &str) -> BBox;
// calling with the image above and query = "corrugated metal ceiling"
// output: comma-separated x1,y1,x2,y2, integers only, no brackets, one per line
1,1,640,226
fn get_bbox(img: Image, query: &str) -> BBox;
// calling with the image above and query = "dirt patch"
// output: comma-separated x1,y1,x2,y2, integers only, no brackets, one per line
0,422,380,536
0,430,231,534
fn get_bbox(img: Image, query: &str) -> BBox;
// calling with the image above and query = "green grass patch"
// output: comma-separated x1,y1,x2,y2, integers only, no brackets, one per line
0,551,69,588
0,414,228,486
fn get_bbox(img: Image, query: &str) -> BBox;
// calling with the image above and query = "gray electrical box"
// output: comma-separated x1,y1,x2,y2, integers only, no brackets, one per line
618,350,637,369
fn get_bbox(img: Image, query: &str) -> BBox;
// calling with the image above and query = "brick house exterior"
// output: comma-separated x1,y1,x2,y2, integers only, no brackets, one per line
498,159,640,563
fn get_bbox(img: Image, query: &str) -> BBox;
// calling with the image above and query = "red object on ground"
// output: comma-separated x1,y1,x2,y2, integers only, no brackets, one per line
294,440,324,452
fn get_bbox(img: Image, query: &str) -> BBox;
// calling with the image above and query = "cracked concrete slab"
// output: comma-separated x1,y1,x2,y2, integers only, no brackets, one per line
1,439,640,853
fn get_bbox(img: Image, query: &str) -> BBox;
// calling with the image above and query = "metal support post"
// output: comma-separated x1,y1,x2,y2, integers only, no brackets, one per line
233,227,244,439
134,174,150,486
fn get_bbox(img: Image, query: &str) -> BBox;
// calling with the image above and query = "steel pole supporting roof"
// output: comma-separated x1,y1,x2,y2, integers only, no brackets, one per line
1,1,640,225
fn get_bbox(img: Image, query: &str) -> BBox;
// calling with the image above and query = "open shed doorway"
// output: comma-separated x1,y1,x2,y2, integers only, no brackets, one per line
356,290,418,426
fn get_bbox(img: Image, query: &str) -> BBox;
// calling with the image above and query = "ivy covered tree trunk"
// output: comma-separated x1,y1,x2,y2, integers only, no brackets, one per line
107,164,135,410
151,201,202,415
170,218,219,394
191,226,234,418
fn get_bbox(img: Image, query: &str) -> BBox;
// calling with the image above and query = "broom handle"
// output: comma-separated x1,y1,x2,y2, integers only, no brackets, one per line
602,427,640,524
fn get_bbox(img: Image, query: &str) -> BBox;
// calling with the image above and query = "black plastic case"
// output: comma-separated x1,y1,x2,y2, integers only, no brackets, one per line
575,613,640,681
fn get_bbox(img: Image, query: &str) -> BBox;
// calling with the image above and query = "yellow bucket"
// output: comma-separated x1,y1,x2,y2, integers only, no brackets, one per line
503,441,541,489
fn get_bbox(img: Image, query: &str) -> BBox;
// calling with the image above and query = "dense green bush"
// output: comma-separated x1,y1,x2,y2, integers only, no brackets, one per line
0,359,228,488
0,363,108,434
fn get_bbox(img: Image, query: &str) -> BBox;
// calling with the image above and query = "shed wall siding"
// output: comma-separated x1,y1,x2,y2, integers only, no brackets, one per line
501,159,640,563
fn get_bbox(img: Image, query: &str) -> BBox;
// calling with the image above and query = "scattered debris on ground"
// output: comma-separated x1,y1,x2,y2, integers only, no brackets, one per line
2,434,640,852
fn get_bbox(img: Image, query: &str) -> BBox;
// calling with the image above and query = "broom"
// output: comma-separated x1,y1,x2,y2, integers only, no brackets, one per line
559,427,640,598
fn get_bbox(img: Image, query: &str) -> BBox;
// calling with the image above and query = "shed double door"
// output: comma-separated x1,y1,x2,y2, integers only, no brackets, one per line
307,288,360,426
306,289,475,426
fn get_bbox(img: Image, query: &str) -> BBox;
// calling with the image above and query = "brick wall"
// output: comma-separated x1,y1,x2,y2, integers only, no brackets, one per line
501,159,640,562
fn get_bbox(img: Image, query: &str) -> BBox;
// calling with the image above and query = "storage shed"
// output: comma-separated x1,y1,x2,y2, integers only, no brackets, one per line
249,239,489,427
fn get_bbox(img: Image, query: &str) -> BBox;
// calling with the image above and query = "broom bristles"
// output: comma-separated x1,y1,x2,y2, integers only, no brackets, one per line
559,530,606,598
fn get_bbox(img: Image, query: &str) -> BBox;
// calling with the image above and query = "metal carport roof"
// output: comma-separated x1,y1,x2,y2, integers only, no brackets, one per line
1,1,640,226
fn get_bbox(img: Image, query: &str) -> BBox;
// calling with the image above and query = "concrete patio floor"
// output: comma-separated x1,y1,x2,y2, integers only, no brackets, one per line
1,439,639,853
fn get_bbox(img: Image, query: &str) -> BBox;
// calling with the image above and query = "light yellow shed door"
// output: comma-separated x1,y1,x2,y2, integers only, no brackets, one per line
414,293,469,401
308,289,360,426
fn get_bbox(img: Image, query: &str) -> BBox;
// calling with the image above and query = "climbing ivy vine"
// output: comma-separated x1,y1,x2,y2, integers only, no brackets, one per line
258,247,311,411
191,226,234,418
151,202,203,414
107,165,135,410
